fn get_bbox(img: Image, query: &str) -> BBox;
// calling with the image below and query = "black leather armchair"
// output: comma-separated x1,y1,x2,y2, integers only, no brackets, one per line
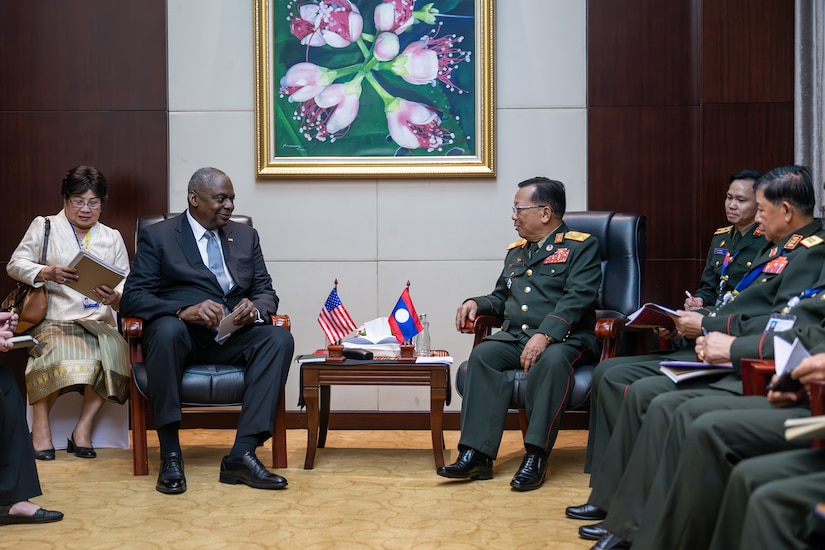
123,214,289,475
455,211,646,431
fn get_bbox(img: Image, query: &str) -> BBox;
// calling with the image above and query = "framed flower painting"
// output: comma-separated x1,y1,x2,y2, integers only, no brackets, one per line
255,0,495,178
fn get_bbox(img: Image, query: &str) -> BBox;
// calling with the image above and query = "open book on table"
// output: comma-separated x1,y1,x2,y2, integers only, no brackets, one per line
625,303,680,329
659,360,733,383
785,415,825,441
65,249,126,302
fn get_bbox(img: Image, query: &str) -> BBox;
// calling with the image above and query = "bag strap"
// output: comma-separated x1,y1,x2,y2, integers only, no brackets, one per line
40,217,50,264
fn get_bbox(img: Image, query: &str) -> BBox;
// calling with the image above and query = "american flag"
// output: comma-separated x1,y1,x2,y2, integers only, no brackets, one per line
318,287,357,344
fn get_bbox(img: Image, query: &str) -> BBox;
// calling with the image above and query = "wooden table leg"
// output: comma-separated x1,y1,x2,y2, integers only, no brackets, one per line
318,385,330,449
303,384,320,469
430,385,447,468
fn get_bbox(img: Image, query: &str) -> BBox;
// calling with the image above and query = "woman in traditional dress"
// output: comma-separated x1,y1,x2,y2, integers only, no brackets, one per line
7,165,130,460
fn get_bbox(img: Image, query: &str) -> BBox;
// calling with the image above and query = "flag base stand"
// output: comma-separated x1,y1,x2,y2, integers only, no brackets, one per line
398,344,416,362
326,345,345,362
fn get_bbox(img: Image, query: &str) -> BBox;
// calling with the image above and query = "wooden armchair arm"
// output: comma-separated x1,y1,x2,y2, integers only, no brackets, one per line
812,381,825,417
740,358,775,396
459,315,503,348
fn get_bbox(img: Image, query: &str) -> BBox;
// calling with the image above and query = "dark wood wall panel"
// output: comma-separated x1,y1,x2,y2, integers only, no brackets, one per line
699,102,795,239
1,1,168,391
588,0,794,306
702,0,794,103
588,0,701,106
0,111,169,265
587,106,701,261
0,0,167,110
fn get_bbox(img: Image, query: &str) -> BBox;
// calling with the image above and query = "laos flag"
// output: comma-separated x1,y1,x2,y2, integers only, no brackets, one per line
388,287,424,343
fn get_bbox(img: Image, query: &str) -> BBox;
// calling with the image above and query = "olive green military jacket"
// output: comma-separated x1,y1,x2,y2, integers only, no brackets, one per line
694,223,763,307
468,222,601,348
701,220,825,335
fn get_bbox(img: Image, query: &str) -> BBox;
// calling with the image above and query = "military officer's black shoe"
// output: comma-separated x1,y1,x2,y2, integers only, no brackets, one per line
565,503,607,521
579,522,610,540
590,532,629,550
436,448,493,480
156,451,187,494
510,452,547,491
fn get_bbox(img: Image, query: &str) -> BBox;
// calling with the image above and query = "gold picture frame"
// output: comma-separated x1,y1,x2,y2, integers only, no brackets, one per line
255,0,495,178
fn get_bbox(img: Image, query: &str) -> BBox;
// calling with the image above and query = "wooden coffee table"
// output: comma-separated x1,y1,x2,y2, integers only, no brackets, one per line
299,358,451,469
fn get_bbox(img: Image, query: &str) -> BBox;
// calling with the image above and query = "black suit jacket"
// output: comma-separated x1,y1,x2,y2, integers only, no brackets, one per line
121,213,278,323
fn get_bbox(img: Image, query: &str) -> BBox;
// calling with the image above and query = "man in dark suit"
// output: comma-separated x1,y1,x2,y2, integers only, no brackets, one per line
121,167,293,495
436,177,602,491
0,311,63,525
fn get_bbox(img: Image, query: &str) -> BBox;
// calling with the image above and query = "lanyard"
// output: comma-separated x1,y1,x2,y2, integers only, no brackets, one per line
784,285,825,312
735,249,786,293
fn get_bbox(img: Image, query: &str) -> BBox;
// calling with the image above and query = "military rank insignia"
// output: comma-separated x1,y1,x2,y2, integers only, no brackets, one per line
784,234,803,250
544,248,569,264
762,256,788,274
801,235,824,248
714,225,732,235
554,233,564,244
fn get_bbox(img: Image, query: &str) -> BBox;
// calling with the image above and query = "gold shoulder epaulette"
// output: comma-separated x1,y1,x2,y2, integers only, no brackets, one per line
800,235,825,248
564,231,591,242
507,238,527,250
714,225,733,235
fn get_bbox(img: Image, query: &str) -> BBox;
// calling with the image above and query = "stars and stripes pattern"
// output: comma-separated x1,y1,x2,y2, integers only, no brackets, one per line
318,287,357,344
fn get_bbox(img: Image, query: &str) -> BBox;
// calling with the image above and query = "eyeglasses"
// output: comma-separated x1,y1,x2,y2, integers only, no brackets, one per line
512,205,547,215
69,198,102,210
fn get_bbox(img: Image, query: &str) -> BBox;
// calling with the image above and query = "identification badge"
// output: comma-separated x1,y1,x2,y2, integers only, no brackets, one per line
83,297,100,309
764,314,796,333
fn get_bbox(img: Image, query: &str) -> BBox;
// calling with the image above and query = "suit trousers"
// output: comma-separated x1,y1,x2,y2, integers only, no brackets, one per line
0,364,41,505
588,376,725,510
709,447,825,550
632,401,810,550
142,316,293,442
584,350,693,473
459,336,595,459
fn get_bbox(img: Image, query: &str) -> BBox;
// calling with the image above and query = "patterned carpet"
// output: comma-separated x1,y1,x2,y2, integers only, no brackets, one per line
2,429,594,549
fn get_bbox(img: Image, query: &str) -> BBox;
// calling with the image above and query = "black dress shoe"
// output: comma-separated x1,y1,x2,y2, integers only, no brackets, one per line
67,432,96,458
565,503,607,521
219,451,288,489
579,522,609,540
509,452,547,491
436,448,493,480
590,533,629,550
0,505,64,525
34,448,56,461
156,451,187,494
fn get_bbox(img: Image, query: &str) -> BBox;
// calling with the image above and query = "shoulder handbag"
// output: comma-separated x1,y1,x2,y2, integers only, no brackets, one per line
2,217,50,333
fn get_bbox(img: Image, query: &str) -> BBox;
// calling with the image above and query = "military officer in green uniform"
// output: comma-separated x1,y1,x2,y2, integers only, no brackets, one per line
572,165,825,549
633,345,825,549
686,169,763,310
436,177,601,491
580,170,763,478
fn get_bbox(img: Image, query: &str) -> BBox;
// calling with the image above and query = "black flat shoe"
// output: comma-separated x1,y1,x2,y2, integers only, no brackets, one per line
156,451,187,494
34,448,56,461
67,432,96,458
565,503,607,521
0,505,64,525
579,522,609,540
436,448,493,480
510,452,547,491
219,451,288,490
591,532,629,550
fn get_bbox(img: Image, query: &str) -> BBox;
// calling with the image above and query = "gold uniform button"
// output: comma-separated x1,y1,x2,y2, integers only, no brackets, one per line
550,269,556,274
521,305,528,312
715,261,720,266
746,262,752,267
761,278,767,283
526,269,533,276
524,287,532,293
521,324,529,331
510,271,515,276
